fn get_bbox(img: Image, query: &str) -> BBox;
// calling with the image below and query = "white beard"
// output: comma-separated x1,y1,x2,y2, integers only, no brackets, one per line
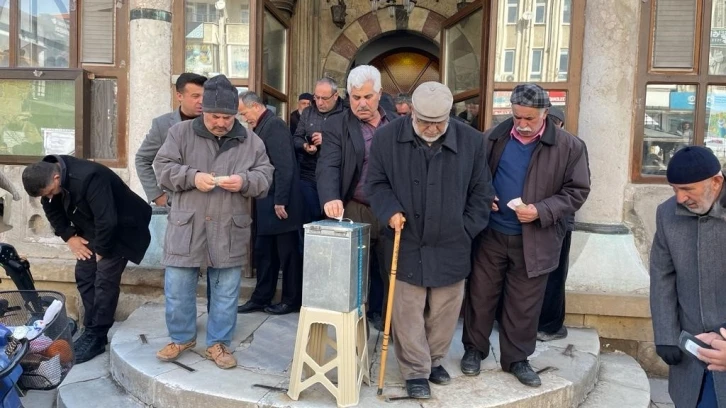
412,121,448,143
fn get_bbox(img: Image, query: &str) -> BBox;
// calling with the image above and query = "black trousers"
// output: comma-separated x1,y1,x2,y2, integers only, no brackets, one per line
538,230,572,334
75,254,129,338
462,228,548,371
251,231,303,307
344,201,388,321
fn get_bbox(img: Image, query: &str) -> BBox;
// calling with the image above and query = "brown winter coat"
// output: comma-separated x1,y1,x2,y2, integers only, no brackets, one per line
154,119,273,269
485,117,590,277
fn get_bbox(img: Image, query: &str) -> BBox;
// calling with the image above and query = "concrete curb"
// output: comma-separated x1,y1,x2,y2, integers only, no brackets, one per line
579,352,651,408
109,304,605,408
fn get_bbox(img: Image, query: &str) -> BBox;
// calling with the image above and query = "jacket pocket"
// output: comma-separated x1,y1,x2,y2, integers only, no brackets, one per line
166,211,194,256
230,214,252,258
555,218,566,239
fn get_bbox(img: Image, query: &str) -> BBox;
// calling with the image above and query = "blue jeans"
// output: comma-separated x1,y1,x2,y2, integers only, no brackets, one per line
164,266,242,347
697,370,717,408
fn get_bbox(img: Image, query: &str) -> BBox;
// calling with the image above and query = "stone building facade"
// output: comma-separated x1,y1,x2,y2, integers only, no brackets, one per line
0,0,717,374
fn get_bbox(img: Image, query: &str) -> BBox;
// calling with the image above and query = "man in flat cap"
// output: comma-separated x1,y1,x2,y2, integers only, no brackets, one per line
461,83,590,387
650,146,726,408
366,81,494,399
154,74,274,369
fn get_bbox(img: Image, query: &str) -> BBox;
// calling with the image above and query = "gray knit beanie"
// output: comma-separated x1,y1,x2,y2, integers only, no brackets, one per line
202,74,239,115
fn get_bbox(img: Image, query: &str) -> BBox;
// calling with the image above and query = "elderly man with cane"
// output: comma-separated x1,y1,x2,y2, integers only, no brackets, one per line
367,82,494,399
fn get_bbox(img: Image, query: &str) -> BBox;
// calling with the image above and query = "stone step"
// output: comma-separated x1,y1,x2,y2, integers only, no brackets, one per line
579,352,651,408
109,302,602,408
56,349,144,408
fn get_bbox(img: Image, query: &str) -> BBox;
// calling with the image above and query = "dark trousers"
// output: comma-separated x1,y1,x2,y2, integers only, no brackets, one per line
344,201,388,322
462,228,548,371
75,254,129,338
251,231,303,307
697,371,717,408
538,230,572,334
299,179,322,253
300,179,322,223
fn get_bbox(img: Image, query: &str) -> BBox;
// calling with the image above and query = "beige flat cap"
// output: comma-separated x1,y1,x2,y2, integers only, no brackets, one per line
412,81,453,122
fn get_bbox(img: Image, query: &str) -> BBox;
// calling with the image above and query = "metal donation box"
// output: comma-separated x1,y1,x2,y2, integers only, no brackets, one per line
302,220,370,313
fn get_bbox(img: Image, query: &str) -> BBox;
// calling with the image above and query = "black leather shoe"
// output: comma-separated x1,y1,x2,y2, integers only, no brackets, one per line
461,349,485,376
367,312,384,332
405,379,431,399
264,303,299,315
428,365,451,385
510,360,541,387
237,301,268,314
74,335,106,364
537,326,568,342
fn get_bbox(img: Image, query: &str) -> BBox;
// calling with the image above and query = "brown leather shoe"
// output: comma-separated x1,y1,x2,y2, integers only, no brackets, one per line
205,343,237,369
156,340,196,362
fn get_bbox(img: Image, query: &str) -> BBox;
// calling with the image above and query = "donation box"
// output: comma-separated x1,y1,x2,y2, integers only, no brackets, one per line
302,221,370,313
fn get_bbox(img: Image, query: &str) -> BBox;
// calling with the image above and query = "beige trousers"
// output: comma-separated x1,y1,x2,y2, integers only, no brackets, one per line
391,279,465,380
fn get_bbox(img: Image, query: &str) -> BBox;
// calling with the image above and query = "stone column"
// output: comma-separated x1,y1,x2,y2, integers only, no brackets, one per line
576,0,640,227
127,0,173,197
290,0,321,99
566,0,650,295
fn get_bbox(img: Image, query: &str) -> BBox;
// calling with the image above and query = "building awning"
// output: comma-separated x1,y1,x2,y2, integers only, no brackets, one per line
186,24,204,39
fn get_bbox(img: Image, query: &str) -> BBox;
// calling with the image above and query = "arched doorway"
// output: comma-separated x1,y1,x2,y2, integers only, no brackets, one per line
369,50,440,95
351,31,440,96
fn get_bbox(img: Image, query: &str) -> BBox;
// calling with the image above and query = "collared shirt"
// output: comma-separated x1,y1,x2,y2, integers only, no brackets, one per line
510,120,546,144
353,107,389,205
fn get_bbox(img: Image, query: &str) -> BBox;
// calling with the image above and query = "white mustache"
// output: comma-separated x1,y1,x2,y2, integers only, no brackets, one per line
516,127,532,133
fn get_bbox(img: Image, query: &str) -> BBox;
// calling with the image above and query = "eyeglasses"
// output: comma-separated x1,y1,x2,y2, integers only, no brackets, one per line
313,92,337,101
414,117,449,129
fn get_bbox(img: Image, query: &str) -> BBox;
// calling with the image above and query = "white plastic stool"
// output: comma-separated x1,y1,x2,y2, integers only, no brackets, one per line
287,306,370,407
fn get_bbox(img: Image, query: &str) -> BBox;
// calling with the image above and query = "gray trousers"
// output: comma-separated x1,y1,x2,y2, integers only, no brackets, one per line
392,279,465,380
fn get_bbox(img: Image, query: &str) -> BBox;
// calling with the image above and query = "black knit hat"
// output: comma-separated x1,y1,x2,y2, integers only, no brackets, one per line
202,74,238,115
548,106,565,124
666,146,722,184
298,93,314,102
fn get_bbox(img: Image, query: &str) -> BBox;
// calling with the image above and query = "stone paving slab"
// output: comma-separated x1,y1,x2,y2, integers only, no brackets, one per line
110,303,603,408
648,378,673,405
580,352,651,408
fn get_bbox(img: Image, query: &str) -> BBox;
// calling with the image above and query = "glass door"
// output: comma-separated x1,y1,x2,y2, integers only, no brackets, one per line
441,2,488,131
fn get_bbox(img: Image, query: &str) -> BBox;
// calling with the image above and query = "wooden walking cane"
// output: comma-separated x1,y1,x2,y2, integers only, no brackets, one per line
377,218,405,395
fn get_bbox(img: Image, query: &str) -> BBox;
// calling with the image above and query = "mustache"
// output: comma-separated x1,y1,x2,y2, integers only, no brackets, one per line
516,126,533,133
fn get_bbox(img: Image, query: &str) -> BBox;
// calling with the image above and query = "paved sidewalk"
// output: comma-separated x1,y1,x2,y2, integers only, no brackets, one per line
649,378,674,408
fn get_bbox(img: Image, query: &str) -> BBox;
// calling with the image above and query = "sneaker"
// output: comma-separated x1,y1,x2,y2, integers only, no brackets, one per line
537,326,568,342
74,335,106,364
156,340,196,362
205,343,237,369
